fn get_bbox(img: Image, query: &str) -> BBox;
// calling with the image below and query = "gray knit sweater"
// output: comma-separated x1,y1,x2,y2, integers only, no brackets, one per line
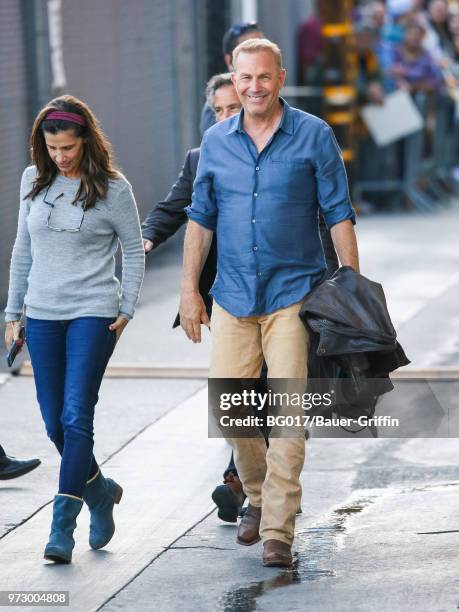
5,166,145,322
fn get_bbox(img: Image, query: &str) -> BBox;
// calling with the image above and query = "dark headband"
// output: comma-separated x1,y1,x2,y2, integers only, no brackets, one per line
44,110,86,127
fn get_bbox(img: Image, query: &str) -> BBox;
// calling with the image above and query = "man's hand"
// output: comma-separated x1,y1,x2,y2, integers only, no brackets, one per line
179,289,210,343
143,239,154,253
5,321,22,351
109,315,129,343
179,220,214,342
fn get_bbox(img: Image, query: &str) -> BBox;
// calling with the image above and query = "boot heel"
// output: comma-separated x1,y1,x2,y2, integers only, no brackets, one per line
84,474,122,550
114,485,123,504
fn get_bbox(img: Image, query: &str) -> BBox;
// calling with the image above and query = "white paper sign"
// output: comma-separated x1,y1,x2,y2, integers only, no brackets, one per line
360,89,424,146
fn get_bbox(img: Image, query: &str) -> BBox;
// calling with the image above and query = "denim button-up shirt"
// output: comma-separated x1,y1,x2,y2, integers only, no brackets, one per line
186,99,356,317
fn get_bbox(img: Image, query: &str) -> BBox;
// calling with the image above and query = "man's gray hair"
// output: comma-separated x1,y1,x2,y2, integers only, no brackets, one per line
232,38,283,71
206,72,234,107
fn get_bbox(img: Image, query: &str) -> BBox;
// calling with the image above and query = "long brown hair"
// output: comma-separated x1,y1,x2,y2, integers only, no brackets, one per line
26,95,119,209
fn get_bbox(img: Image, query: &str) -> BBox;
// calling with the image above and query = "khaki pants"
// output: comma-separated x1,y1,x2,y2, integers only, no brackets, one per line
209,300,309,545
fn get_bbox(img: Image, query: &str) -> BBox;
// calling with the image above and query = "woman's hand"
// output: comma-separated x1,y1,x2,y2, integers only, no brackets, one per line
143,239,154,253
5,321,22,351
109,315,129,343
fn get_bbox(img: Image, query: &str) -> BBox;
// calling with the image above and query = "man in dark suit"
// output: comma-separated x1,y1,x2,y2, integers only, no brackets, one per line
142,73,242,325
143,146,216,327
142,74,248,523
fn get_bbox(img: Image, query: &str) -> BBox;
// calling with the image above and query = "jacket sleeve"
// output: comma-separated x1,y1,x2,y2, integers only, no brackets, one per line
319,213,339,277
200,102,216,136
141,151,194,247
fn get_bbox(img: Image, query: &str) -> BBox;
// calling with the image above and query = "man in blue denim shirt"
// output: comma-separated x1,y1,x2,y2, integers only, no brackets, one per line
180,39,359,567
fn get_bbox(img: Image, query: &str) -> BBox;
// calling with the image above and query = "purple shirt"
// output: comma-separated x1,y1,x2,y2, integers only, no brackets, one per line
391,46,443,89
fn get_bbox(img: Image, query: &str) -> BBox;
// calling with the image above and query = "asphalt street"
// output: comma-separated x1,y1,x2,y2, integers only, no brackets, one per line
1,203,459,611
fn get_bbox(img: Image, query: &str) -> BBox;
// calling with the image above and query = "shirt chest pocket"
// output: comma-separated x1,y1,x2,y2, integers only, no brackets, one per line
268,158,317,204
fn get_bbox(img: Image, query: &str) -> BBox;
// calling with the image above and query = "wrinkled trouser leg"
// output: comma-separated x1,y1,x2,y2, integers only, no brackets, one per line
259,301,308,545
209,300,309,545
210,302,266,506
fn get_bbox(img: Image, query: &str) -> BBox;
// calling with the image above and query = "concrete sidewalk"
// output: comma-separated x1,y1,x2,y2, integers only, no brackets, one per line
1,203,459,611
0,387,230,611
2,382,457,611
101,439,459,612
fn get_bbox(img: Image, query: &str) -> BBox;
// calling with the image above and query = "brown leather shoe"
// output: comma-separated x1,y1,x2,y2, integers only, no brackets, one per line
237,504,262,545
262,539,293,567
211,472,246,523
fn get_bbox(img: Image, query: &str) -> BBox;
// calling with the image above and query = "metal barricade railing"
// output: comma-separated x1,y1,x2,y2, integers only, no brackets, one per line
354,90,459,210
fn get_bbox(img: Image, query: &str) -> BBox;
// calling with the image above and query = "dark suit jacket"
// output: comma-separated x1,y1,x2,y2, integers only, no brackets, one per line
142,147,338,328
200,102,216,136
142,148,217,327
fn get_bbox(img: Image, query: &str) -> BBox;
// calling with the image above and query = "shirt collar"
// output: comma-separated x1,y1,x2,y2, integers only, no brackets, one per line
226,97,294,136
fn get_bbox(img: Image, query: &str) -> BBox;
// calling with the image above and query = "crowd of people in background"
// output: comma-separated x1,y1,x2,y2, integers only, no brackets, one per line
359,0,457,95
298,0,459,98
298,0,459,209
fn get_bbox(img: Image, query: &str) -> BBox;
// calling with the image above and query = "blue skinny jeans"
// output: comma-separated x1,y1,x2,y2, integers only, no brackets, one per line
26,317,116,497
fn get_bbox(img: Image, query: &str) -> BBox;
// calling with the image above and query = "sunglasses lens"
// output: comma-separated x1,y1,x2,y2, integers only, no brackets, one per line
232,22,258,37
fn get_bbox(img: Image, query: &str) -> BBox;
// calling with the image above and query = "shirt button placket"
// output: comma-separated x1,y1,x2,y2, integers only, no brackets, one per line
253,160,261,280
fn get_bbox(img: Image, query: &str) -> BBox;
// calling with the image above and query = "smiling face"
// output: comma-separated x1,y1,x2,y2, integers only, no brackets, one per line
232,50,286,120
43,129,85,177
213,84,242,122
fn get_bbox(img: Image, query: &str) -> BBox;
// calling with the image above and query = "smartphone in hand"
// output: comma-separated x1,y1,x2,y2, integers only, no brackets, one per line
6,327,25,368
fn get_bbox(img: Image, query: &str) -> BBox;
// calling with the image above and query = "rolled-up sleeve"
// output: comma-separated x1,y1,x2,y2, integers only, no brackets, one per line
185,133,218,231
315,123,356,230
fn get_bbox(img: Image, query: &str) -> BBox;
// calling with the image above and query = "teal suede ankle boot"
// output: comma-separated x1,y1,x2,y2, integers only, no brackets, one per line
83,470,123,550
44,494,83,564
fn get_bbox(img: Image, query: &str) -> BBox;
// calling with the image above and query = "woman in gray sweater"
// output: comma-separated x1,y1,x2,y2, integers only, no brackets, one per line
4,95,145,564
